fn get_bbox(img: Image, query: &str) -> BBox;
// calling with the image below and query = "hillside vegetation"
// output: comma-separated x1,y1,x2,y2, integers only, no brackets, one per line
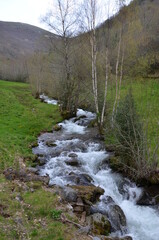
0,80,62,170
106,77,159,161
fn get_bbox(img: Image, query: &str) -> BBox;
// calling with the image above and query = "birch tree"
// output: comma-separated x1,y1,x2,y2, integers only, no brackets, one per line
112,0,126,126
42,0,80,117
82,0,110,132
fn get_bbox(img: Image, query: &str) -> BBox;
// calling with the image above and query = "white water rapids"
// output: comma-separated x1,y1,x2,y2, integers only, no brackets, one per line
35,95,159,240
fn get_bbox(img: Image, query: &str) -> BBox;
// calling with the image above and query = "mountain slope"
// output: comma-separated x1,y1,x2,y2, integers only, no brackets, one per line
0,0,158,83
0,21,55,59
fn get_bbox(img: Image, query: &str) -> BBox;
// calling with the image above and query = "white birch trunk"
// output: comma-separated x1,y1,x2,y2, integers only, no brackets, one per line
112,30,122,126
101,47,109,126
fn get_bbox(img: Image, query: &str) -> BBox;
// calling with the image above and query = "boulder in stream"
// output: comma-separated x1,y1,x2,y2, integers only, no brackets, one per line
65,172,93,186
87,213,111,236
65,158,79,167
46,141,57,147
107,205,127,233
137,184,159,206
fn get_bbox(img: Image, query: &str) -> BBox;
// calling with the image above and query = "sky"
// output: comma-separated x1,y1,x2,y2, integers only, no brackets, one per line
0,0,132,31
0,0,51,30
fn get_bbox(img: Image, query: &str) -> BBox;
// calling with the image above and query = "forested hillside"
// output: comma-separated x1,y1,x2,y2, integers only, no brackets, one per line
97,0,159,76
0,0,158,86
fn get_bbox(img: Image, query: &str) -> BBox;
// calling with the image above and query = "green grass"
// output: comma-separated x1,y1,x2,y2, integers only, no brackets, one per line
0,80,62,169
0,176,74,240
0,80,78,240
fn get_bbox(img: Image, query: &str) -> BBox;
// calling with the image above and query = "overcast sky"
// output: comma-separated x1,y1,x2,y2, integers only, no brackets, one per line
0,0,132,31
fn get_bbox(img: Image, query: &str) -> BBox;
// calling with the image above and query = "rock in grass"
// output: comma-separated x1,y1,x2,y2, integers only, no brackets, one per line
61,187,78,202
31,141,39,148
27,167,38,174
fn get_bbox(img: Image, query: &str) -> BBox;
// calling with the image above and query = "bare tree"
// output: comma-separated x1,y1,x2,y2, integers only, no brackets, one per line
42,0,80,117
112,0,126,126
81,0,110,132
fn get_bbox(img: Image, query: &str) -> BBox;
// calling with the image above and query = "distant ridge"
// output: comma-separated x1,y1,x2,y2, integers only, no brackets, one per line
0,21,55,60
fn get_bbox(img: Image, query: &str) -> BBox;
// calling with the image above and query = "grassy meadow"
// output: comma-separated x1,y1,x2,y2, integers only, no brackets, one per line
0,80,62,170
0,80,77,240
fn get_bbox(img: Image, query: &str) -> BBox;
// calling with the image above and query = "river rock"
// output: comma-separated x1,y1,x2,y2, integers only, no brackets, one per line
53,124,62,131
65,172,93,186
78,225,91,234
65,158,79,166
31,141,39,148
46,141,57,147
137,184,159,205
74,115,86,123
61,185,104,215
68,153,78,158
101,237,132,240
60,187,78,202
90,196,114,215
88,213,111,236
92,237,101,240
38,157,47,166
3,168,49,184
107,205,127,233
70,185,104,204
27,167,38,174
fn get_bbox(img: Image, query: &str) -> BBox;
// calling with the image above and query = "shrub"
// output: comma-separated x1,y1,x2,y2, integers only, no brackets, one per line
114,89,158,180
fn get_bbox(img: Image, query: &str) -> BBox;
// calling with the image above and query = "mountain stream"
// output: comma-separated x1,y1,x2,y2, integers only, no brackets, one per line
33,95,159,240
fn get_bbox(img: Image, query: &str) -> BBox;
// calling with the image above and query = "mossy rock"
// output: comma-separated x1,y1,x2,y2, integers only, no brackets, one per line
88,119,98,128
91,213,111,236
70,185,104,204
46,141,57,147
53,124,62,131
31,141,39,148
109,156,123,172
61,110,76,120
27,181,42,190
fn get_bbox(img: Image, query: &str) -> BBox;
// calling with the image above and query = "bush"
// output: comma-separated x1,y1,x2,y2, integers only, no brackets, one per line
114,89,158,180
115,89,143,154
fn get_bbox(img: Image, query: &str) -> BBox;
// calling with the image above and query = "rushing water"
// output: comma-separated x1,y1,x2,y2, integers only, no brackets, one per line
34,95,159,240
